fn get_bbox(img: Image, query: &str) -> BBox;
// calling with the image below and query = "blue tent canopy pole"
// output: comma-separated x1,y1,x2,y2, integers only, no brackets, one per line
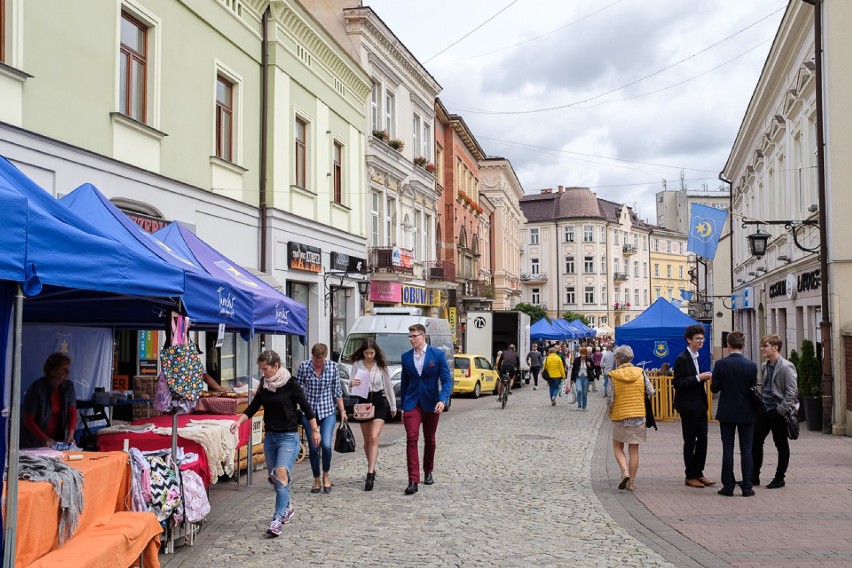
3,285,24,567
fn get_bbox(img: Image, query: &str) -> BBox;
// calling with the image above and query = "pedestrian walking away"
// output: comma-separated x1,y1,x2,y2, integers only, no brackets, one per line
571,347,593,410
347,338,398,491
752,334,799,489
230,350,321,536
295,343,347,495
591,346,603,391
601,345,616,398
673,324,716,488
527,343,543,390
710,331,758,497
608,345,655,491
543,347,566,406
399,324,453,495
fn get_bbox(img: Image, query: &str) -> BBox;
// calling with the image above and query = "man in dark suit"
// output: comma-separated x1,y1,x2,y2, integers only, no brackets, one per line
673,324,716,488
399,323,453,495
710,331,758,496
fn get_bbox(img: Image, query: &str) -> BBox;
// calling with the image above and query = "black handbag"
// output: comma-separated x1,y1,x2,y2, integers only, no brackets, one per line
333,421,356,453
645,396,657,430
749,386,767,414
542,368,550,381
785,410,800,440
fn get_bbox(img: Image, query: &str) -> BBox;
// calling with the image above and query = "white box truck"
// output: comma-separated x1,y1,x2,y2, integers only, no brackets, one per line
465,310,531,387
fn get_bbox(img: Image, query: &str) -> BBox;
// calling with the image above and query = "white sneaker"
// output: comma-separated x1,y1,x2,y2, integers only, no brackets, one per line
533,386,538,390
551,397,556,406
281,504,295,525
267,518,282,536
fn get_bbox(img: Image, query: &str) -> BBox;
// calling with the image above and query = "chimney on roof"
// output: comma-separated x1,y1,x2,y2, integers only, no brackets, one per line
541,188,552,194
558,185,564,193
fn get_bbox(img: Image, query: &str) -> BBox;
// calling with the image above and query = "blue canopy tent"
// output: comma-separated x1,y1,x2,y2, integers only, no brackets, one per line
0,157,187,564
530,318,565,341
56,183,255,331
154,222,308,337
615,297,711,370
550,319,579,340
568,319,595,338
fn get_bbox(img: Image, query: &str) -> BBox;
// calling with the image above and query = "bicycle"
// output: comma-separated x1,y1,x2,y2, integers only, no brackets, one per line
499,370,511,409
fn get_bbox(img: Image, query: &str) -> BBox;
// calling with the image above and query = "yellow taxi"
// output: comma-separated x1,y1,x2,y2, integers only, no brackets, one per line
453,354,499,398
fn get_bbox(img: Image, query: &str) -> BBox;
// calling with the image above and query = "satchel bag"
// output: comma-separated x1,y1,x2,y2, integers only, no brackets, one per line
749,386,767,414
785,409,800,440
333,421,356,453
645,396,658,430
353,393,375,421
542,368,550,381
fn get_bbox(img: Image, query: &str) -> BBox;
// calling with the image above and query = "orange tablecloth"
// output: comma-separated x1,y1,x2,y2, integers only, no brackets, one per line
4,451,161,567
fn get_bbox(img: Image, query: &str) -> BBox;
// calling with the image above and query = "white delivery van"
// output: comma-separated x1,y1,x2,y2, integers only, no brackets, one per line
335,307,454,418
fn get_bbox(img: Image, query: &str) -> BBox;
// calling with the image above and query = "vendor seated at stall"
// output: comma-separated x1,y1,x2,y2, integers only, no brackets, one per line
22,352,77,448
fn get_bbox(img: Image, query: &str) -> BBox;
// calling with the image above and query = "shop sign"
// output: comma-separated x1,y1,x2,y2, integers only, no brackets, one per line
769,274,797,300
449,307,457,345
798,269,820,294
251,415,263,445
401,285,441,307
731,287,754,311
125,211,169,234
288,242,322,273
138,330,160,375
391,247,414,269
330,252,367,274
368,281,402,302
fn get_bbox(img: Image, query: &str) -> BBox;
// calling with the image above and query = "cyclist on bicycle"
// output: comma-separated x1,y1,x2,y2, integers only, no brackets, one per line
498,344,520,400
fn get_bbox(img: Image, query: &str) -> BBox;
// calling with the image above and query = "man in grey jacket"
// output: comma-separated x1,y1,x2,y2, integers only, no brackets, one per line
600,345,616,397
752,333,799,489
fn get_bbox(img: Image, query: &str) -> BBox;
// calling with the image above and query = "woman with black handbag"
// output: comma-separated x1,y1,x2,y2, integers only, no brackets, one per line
230,350,320,536
348,339,397,491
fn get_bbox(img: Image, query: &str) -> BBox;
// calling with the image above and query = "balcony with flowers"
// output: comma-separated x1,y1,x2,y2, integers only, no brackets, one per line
413,156,437,175
457,189,484,215
612,301,631,311
613,272,629,282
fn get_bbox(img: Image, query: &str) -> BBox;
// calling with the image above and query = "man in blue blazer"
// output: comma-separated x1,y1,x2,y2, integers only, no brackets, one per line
399,323,453,495
673,324,716,488
710,331,758,496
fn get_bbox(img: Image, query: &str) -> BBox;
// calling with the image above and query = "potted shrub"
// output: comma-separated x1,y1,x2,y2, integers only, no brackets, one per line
797,339,822,431
387,138,404,151
413,156,428,167
424,162,436,174
372,129,389,141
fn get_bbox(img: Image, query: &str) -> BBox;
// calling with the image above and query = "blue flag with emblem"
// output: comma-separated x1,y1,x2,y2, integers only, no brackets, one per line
687,203,728,260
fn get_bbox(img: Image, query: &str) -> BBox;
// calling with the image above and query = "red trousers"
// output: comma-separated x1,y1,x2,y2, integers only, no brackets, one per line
402,404,440,483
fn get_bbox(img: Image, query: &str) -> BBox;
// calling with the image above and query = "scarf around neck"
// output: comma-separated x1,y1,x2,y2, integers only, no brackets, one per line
263,366,291,392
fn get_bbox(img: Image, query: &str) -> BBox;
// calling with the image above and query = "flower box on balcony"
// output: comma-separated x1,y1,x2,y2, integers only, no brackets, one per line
424,162,436,174
413,156,428,167
372,129,389,141
387,138,404,151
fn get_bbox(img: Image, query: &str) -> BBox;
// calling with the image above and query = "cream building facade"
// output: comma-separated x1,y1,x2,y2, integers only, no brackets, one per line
0,0,371,368
648,227,690,311
722,0,852,434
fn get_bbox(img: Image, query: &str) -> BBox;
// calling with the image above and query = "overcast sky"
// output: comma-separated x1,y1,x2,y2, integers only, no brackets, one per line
364,0,787,224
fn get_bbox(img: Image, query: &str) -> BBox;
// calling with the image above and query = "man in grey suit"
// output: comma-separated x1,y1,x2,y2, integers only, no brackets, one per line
710,331,758,497
752,333,799,489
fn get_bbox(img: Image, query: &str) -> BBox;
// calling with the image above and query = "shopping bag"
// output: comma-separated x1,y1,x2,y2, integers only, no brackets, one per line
334,421,356,453
566,385,577,404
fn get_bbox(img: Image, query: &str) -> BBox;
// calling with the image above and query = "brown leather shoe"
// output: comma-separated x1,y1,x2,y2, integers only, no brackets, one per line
697,476,716,487
685,478,705,488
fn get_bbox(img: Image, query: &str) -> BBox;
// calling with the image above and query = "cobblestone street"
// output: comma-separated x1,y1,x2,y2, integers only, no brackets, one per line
163,386,673,567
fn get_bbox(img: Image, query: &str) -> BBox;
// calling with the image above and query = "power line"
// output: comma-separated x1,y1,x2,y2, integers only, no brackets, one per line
423,0,520,64
431,0,626,65
444,5,785,115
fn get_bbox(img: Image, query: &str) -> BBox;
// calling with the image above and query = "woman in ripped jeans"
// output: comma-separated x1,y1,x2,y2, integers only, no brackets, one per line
232,350,321,536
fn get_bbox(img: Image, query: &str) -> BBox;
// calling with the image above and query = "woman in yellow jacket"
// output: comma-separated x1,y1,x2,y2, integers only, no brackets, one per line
608,345,655,491
543,347,567,406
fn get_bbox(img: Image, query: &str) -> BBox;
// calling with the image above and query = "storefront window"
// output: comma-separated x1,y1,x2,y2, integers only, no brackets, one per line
331,287,349,358
286,281,311,370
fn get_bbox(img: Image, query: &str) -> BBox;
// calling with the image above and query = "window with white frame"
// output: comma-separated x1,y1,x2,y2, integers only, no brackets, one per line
644,290,648,305
215,74,233,162
531,288,540,305
613,258,619,273
564,225,574,243
531,258,540,275
413,211,421,255
530,228,539,245
655,287,661,299
583,225,594,242
587,315,596,326
654,263,660,277
633,261,639,276
667,240,672,253
565,255,575,274
424,213,433,262
333,141,343,204
119,11,148,122
634,289,639,306
370,191,381,246
613,229,619,245
602,286,607,304
386,196,396,246
295,116,308,189
667,265,672,278
566,286,576,305
423,121,433,161
652,238,659,252
412,112,421,157
370,81,380,132
667,287,674,299
585,286,595,304
643,262,647,277
384,90,395,135
601,255,606,274
584,256,594,274
679,266,684,279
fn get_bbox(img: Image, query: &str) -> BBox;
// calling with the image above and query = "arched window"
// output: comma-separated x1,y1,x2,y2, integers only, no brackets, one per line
459,225,467,249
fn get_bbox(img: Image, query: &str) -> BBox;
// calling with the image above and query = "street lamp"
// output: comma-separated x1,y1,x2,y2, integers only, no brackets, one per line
742,219,819,258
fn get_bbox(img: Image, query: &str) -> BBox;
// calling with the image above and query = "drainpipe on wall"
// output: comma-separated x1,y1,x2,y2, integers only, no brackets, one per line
718,172,734,333
259,6,270,273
